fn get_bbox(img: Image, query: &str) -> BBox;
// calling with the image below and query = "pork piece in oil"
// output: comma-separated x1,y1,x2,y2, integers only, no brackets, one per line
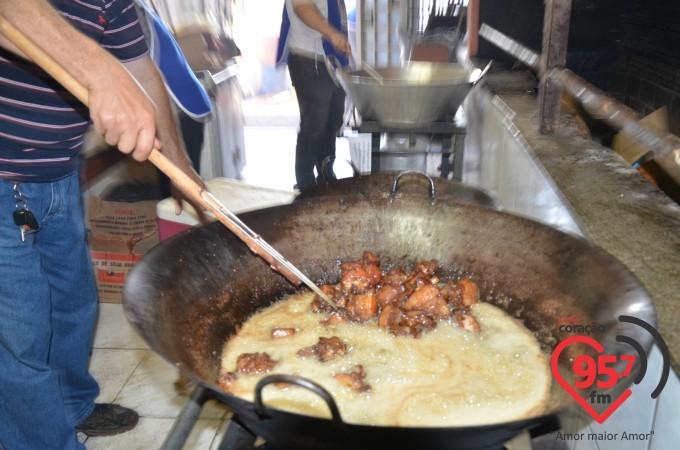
402,284,450,319
297,336,348,362
271,327,296,339
340,251,383,294
457,278,480,305
320,312,347,326
334,365,371,393
346,289,378,322
313,254,483,337
381,267,408,286
413,259,439,276
311,284,347,313
375,284,406,308
235,352,278,374
404,270,432,292
218,371,238,393
378,304,437,338
453,311,481,332
441,277,480,309
218,352,279,393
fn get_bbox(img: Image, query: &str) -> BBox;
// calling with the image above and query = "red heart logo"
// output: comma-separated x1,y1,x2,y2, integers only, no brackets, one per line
551,335,632,424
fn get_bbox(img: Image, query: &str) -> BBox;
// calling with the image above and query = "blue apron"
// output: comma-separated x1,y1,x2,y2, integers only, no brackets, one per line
141,4,213,119
276,0,349,68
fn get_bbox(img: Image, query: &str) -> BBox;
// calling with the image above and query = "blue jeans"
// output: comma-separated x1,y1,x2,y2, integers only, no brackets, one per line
0,172,98,450
288,53,346,190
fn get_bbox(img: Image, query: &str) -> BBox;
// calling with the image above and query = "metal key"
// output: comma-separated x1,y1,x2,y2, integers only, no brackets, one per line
13,208,39,241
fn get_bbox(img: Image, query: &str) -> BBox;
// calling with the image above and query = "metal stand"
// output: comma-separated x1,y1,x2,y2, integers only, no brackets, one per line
160,385,214,450
355,121,466,180
217,418,261,450
161,385,561,450
161,385,265,450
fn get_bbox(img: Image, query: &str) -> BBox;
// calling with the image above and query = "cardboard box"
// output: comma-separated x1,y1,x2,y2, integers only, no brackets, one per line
87,196,159,303
612,107,668,164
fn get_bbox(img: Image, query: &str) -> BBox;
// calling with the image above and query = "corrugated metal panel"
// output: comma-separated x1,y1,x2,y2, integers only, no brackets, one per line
357,0,402,66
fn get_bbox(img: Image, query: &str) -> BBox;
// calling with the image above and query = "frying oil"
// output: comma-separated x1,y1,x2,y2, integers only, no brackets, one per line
220,292,550,427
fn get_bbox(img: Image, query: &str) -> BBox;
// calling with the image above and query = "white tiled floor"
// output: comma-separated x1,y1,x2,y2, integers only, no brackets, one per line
83,304,231,449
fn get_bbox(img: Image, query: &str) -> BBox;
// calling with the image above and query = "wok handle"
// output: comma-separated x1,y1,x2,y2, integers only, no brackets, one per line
0,15,306,286
324,55,342,88
389,170,437,205
254,374,346,427
325,55,357,136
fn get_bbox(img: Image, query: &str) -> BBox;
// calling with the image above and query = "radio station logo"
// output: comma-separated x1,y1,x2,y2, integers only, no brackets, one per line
551,315,669,424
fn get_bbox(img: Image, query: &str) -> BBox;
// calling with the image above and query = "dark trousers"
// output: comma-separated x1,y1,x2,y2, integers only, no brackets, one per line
288,53,346,190
179,111,207,172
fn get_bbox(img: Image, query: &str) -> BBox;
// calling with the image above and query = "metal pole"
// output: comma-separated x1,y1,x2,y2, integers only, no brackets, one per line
551,67,680,173
478,24,680,170
356,0,364,64
478,24,540,70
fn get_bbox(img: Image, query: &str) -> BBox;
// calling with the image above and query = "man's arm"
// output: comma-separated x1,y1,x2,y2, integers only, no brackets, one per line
124,55,206,215
0,0,158,160
293,2,351,55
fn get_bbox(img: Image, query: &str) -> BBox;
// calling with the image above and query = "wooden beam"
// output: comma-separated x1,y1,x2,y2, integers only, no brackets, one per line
467,0,479,57
538,0,572,134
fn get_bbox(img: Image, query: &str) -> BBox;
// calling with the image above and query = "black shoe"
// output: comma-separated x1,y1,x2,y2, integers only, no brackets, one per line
75,403,139,437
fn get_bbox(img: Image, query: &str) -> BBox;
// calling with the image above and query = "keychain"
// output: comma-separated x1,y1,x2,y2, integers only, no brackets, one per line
11,181,39,241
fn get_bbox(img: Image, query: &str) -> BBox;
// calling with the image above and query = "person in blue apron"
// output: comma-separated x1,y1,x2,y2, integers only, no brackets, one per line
276,0,352,190
135,0,213,200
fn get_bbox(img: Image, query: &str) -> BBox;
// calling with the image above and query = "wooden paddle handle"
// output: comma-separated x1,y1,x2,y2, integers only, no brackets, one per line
148,151,302,285
0,15,303,285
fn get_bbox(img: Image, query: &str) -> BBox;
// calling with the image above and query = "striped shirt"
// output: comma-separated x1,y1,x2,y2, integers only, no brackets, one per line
0,0,149,182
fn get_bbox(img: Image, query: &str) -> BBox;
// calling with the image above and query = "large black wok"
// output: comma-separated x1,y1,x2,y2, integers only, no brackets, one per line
296,170,497,209
123,195,655,450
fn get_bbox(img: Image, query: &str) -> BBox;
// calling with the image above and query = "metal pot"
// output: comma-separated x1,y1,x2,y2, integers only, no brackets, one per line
123,195,655,450
297,171,497,209
328,61,489,125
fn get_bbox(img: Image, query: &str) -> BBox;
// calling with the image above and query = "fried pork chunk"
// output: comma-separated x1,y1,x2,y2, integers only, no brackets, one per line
441,278,480,308
235,352,278,374
381,267,408,286
271,327,296,339
346,289,378,322
378,305,438,338
340,251,383,294
320,312,347,326
297,336,348,362
218,371,238,393
312,253,484,338
334,365,371,393
402,284,449,319
453,311,481,332
218,352,279,393
311,284,347,313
